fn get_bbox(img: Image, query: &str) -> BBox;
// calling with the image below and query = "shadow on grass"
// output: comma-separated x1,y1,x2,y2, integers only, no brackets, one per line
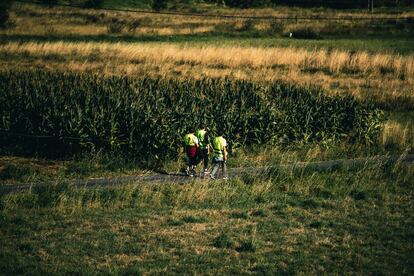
0,32,269,44
1,31,414,54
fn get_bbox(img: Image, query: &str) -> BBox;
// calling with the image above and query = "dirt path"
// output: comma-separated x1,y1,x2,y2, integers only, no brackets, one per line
1,154,413,194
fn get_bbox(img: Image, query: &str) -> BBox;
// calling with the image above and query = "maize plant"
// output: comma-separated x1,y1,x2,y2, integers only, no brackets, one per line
0,70,384,159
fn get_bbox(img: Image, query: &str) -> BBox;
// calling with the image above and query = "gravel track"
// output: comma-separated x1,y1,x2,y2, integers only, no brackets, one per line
1,154,413,194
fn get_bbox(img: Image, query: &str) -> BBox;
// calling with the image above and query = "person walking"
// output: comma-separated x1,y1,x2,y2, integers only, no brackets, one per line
210,129,228,180
196,124,210,175
184,127,199,177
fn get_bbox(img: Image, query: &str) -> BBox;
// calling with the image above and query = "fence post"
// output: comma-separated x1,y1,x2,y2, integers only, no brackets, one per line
368,0,374,13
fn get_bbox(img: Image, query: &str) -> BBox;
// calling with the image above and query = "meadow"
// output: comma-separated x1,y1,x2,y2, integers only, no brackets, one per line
1,162,413,274
0,1,414,273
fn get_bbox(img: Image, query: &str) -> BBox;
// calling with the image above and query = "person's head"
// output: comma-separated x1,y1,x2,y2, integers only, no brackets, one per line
199,124,206,130
217,129,224,136
189,127,195,134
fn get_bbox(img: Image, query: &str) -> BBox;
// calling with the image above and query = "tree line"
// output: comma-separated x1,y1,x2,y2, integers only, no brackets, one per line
214,0,413,9
1,0,413,28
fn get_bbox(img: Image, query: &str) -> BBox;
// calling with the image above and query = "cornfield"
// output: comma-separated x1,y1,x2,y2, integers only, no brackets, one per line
0,70,384,159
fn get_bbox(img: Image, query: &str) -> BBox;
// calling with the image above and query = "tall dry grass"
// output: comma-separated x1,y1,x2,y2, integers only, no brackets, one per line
381,121,414,148
1,42,413,78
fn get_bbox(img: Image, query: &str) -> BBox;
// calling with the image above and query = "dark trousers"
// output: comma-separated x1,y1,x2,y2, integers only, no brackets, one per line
198,148,209,170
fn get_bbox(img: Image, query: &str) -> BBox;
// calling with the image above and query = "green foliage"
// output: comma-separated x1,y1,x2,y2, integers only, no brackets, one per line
128,19,141,33
151,0,167,11
107,19,124,33
236,226,262,252
0,164,39,182
213,232,235,248
0,71,384,159
82,0,104,8
286,24,321,39
271,0,414,8
182,215,208,223
238,19,255,32
224,0,271,8
40,0,59,7
268,20,285,34
0,0,12,27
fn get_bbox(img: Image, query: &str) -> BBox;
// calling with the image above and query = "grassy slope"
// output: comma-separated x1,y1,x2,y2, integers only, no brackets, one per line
1,164,413,274
4,32,414,55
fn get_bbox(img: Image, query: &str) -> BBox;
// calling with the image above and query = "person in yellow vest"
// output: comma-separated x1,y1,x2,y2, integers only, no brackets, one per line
195,124,210,175
183,127,199,177
210,129,228,180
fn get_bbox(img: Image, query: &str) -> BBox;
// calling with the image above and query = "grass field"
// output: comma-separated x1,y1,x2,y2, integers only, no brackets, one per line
1,163,413,274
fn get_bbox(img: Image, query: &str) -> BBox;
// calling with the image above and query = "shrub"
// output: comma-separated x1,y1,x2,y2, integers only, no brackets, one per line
0,0,12,28
224,0,271,8
238,19,255,32
0,164,39,181
213,233,235,248
285,24,321,39
128,19,141,33
40,0,58,7
82,0,103,9
151,0,168,11
107,22,124,34
214,22,236,33
268,21,284,34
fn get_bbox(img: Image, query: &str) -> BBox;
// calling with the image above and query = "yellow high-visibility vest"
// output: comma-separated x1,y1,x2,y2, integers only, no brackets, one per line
212,136,226,158
184,133,198,146
196,129,207,149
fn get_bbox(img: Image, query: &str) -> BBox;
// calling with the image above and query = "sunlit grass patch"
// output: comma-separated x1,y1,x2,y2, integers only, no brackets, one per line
1,163,413,274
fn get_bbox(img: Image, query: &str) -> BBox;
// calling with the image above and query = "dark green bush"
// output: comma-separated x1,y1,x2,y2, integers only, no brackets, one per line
151,0,168,11
40,0,58,7
82,0,103,9
0,0,12,27
268,21,284,34
107,21,124,34
238,19,255,32
213,232,235,248
224,0,271,8
286,25,321,39
0,164,39,181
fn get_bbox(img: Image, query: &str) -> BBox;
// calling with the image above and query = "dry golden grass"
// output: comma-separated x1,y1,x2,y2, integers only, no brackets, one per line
381,121,414,148
2,42,413,78
1,41,413,109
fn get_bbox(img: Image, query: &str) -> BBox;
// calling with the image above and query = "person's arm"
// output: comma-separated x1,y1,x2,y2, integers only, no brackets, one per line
223,146,227,161
195,137,199,148
205,133,210,154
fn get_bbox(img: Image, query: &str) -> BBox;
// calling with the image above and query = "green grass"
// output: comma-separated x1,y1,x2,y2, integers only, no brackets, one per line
2,31,414,55
0,154,148,185
101,0,152,9
0,163,413,274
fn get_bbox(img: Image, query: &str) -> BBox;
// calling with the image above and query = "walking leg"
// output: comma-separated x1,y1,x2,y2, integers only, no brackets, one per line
203,150,209,172
211,162,219,179
222,161,228,179
185,157,190,176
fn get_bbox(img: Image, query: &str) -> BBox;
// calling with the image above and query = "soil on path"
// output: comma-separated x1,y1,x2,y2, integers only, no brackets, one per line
1,154,413,194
